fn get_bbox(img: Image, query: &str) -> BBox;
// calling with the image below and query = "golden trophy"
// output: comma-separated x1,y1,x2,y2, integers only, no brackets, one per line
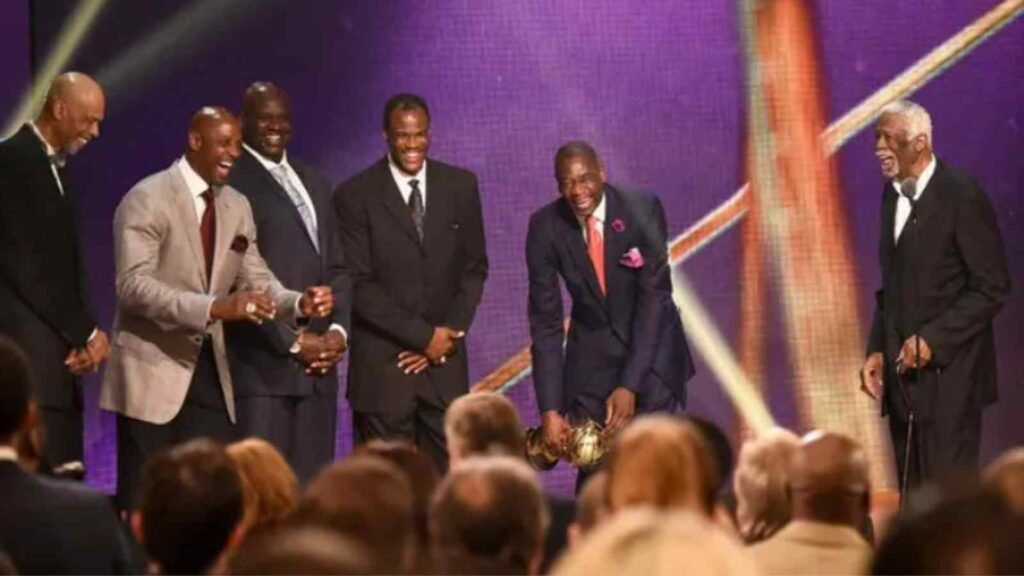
524,418,611,471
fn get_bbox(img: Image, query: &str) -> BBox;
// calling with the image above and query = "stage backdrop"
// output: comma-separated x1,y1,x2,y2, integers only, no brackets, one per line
3,0,1020,494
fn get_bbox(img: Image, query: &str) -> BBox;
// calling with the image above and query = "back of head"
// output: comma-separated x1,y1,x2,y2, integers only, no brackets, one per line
353,440,439,550
231,525,373,575
291,455,414,573
553,508,757,576
685,415,734,493
574,471,609,535
0,337,32,443
733,427,801,541
873,489,1024,575
139,439,243,575
226,438,299,536
445,392,525,464
983,447,1024,514
605,415,716,516
431,456,548,575
788,431,869,527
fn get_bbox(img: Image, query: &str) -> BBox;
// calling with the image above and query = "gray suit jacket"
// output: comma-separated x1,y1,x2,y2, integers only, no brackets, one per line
100,162,300,424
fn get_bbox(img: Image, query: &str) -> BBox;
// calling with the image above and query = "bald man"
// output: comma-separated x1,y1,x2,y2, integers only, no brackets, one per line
0,72,109,468
750,432,872,576
101,107,334,509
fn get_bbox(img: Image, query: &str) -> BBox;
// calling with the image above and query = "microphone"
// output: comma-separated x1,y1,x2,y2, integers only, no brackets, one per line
900,178,917,207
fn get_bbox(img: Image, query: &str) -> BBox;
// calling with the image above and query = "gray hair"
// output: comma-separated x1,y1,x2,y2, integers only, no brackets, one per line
880,100,933,148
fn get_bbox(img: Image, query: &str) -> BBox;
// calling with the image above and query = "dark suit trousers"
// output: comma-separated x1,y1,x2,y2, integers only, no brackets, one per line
353,378,448,474
116,339,237,510
236,392,338,484
889,408,982,501
39,403,83,468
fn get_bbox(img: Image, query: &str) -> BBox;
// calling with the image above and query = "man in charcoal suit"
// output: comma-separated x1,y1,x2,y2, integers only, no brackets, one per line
0,72,110,468
101,107,334,508
334,93,488,472
227,82,351,482
526,141,694,485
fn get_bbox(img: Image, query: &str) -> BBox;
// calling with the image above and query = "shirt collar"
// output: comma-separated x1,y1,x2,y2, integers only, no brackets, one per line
387,153,427,185
243,143,291,172
892,154,937,201
28,121,65,167
177,156,213,199
577,190,608,226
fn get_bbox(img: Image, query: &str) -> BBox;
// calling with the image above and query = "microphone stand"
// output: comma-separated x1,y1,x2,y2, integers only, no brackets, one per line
896,181,919,510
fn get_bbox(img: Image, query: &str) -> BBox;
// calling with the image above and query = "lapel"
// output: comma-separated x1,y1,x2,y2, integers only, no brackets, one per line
912,158,946,231
291,161,331,255
374,157,423,248
244,150,321,254
169,164,210,290
881,182,897,276
17,125,66,205
602,186,631,302
211,186,236,292
422,160,447,252
556,200,607,310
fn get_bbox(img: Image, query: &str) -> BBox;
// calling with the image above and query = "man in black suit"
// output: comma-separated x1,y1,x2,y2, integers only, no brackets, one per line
334,93,488,472
526,142,694,473
861,100,1010,490
227,82,351,482
0,337,136,574
0,72,110,468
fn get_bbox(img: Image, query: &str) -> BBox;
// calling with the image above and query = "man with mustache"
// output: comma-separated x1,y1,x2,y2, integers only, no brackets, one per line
226,82,351,482
101,107,334,509
526,141,694,488
861,100,1009,492
334,94,488,473
0,72,109,470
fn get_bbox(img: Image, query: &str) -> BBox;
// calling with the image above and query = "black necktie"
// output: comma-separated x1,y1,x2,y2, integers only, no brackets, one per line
408,179,424,241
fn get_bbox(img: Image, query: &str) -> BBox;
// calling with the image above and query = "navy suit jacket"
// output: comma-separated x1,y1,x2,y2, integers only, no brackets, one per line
0,461,137,574
527,185,694,417
867,160,1009,422
225,148,352,397
0,125,95,409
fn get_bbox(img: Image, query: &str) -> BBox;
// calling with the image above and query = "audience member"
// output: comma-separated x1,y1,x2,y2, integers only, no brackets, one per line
291,455,415,574
552,508,758,576
231,525,373,575
430,456,549,575
567,470,608,548
686,415,735,493
227,437,299,538
749,431,871,576
733,427,800,542
983,446,1024,514
604,414,716,516
0,336,136,575
444,392,573,571
873,488,1024,575
353,439,439,571
133,438,244,575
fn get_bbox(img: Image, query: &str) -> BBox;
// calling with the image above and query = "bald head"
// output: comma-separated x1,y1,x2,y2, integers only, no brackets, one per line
789,431,869,526
35,72,105,155
241,81,292,162
186,107,241,187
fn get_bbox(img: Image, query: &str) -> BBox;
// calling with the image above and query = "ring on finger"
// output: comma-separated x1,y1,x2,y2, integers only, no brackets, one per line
245,302,257,314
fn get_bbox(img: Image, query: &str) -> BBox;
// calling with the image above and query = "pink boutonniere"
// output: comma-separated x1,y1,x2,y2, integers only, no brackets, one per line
619,247,644,269
610,218,626,233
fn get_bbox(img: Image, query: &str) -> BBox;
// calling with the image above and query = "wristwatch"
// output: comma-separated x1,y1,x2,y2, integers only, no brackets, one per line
289,338,302,355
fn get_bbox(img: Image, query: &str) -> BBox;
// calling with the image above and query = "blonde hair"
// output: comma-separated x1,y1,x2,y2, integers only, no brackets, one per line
226,438,299,534
733,427,801,542
553,508,758,576
605,415,717,516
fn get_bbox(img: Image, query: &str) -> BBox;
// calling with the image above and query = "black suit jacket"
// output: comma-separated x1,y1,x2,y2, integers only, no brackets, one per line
0,125,95,409
0,461,137,574
527,186,694,417
225,148,351,397
867,159,1009,422
334,157,488,413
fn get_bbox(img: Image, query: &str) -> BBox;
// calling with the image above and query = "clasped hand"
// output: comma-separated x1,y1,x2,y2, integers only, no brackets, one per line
64,329,110,375
396,326,464,375
292,330,347,375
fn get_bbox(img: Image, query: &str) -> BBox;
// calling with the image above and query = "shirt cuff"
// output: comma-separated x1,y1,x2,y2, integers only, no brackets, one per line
87,328,98,343
328,324,348,342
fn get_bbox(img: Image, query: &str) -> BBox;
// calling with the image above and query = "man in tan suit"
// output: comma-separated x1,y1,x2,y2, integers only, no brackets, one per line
749,432,872,576
101,108,332,509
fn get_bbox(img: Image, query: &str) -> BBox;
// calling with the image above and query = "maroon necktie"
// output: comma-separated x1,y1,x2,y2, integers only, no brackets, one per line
200,189,216,279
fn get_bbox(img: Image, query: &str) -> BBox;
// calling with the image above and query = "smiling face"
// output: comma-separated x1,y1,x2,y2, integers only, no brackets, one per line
557,154,606,219
385,106,430,176
242,86,292,163
187,113,242,187
50,79,105,155
874,112,925,180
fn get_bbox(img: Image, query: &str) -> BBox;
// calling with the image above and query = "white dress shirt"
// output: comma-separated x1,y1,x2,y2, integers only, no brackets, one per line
388,154,427,209
892,154,937,242
243,144,318,229
177,156,214,221
578,193,607,244
28,122,64,196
